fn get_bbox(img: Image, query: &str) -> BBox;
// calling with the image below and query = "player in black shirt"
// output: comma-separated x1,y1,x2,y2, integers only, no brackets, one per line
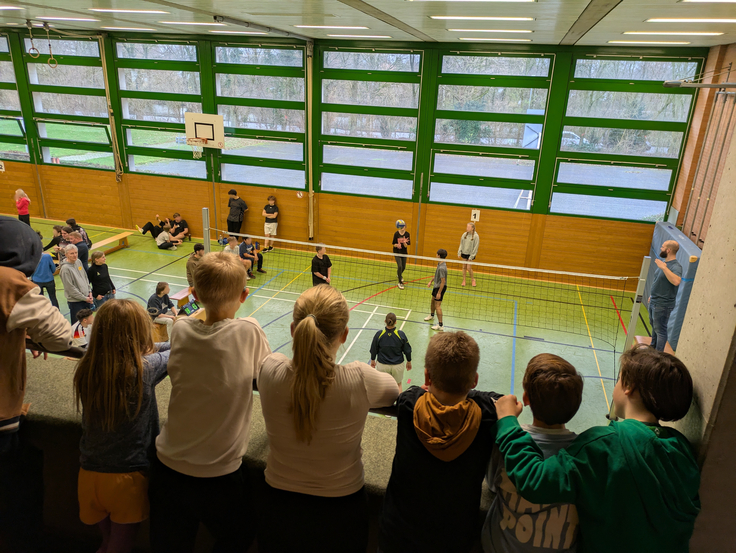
392,220,410,290
311,246,332,286
262,195,279,252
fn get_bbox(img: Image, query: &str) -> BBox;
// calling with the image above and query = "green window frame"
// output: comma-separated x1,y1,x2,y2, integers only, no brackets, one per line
0,35,29,162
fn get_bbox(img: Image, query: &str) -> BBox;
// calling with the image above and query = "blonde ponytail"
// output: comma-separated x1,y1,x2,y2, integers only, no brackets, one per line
290,285,349,443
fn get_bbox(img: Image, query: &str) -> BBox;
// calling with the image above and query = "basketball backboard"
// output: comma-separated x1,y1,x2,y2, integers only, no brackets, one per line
184,113,225,149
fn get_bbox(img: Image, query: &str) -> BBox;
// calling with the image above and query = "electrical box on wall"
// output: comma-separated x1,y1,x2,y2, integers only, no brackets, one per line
471,209,480,222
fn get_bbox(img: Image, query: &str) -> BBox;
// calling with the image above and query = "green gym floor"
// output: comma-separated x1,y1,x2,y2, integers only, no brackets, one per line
30,217,653,433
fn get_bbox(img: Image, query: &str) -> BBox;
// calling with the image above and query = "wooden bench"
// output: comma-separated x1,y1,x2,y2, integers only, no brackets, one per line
171,286,193,309
634,335,675,355
91,232,133,255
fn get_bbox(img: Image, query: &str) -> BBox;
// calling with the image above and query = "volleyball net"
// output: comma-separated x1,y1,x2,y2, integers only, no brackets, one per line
207,226,631,350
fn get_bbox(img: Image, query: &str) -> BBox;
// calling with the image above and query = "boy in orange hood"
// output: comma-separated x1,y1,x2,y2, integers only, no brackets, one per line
378,331,502,553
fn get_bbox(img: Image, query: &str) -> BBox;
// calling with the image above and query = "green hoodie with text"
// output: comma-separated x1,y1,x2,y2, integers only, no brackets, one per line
495,417,700,553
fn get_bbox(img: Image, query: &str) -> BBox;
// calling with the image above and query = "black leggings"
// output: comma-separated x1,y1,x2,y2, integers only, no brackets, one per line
141,221,163,238
35,280,59,309
18,214,30,226
395,255,407,283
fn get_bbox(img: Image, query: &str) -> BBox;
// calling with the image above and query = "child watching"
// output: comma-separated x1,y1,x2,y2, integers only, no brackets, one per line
14,189,30,225
239,236,265,276
155,224,180,251
494,344,701,553
71,308,95,348
378,331,502,553
87,251,116,309
227,189,248,237
150,252,271,551
73,300,171,553
482,354,582,553
262,195,278,251
222,235,239,255
147,282,177,338
31,249,59,309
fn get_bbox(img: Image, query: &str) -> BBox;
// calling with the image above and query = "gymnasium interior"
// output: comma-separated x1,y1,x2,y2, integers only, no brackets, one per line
1,0,735,550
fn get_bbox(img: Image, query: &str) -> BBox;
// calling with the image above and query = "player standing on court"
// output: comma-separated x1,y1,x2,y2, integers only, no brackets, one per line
458,222,479,287
392,220,410,290
424,249,448,331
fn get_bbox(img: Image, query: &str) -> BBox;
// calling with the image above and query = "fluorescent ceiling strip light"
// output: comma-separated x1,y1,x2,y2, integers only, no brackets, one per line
431,15,534,20
327,34,392,38
459,37,531,41
0,6,24,9
294,25,369,29
102,27,157,31
37,16,99,21
90,9,169,14
410,0,534,2
159,21,226,26
609,40,692,44
210,30,268,35
624,31,723,35
448,28,532,32
647,18,736,23
681,0,736,3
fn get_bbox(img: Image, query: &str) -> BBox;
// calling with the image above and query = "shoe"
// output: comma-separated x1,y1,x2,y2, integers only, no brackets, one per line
267,246,274,252
136,225,143,234
431,324,444,331
170,246,177,251
257,269,267,274
424,315,434,321
397,283,404,290
248,272,255,278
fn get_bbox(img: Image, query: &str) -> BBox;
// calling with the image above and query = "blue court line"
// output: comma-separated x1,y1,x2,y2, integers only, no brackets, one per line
249,271,284,298
583,375,616,382
510,300,518,394
274,340,292,353
262,310,292,329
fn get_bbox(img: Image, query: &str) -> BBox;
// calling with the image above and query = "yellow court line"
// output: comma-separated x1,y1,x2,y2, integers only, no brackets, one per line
576,285,609,408
247,265,311,318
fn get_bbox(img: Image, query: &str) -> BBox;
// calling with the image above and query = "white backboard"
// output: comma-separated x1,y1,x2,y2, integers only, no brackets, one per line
184,112,225,149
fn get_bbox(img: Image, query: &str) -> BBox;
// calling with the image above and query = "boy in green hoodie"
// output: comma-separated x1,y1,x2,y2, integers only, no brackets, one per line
378,331,503,553
494,344,700,553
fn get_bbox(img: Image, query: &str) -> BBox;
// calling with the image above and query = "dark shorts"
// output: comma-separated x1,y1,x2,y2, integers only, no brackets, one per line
431,286,447,302
460,253,470,260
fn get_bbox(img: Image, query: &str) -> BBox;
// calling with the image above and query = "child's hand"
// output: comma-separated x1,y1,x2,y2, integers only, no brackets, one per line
495,395,523,418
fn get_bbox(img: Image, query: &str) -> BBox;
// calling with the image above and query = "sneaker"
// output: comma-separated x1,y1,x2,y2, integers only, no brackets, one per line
424,315,434,321
257,269,267,274
397,283,405,290
267,246,275,252
248,272,255,279
431,324,444,331
136,224,143,234
170,246,177,251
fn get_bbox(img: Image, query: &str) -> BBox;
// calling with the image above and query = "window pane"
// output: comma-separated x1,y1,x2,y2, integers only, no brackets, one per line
0,141,29,161
118,68,200,95
561,126,683,158
438,85,546,114
435,119,541,149
435,153,534,180
322,112,416,140
216,74,303,101
0,118,23,136
215,47,302,67
324,52,420,72
25,39,99,57
38,122,109,143
28,64,104,88
442,55,550,77
222,163,304,188
126,128,190,150
0,89,20,111
574,59,699,81
322,79,418,109
0,37,8,54
321,173,413,199
323,145,412,171
116,43,197,61
0,61,15,83
224,138,303,161
219,105,304,132
558,162,672,191
430,182,532,209
42,146,113,169
550,193,667,221
122,99,201,123
33,92,107,117
566,90,691,122
129,155,206,178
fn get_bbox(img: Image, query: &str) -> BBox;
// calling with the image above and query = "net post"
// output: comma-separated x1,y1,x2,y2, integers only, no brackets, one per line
202,207,211,254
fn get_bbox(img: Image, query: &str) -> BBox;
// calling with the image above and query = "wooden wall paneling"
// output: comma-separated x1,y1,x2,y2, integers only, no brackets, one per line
0,161,42,218
538,215,653,279
524,213,547,268
116,175,133,230
39,166,123,228
217,183,310,242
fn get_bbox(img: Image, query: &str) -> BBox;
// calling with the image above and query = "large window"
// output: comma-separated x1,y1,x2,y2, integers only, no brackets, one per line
428,54,551,210
215,45,306,190
0,36,29,162
550,57,697,222
116,41,206,178
317,50,420,199
23,37,112,169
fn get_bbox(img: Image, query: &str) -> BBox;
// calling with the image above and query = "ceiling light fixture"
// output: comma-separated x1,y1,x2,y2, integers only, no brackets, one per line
448,28,532,32
209,30,267,35
646,18,736,23
410,0,534,2
90,9,169,14
459,37,531,41
608,40,692,44
294,25,369,29
681,0,736,3
624,31,723,35
159,21,226,26
431,15,534,20
37,16,99,21
0,6,24,9
327,34,392,38
102,26,157,31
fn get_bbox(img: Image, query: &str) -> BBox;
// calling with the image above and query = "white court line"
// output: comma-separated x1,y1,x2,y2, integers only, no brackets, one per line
399,309,412,331
338,305,379,365
258,287,411,311
109,267,188,280
249,294,396,318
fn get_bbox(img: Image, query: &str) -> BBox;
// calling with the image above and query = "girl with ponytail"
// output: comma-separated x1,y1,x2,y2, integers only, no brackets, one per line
257,285,399,553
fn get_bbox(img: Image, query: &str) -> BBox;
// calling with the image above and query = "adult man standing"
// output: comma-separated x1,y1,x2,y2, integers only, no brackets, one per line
648,240,682,351
59,244,93,323
67,231,89,271
227,189,248,237
186,243,205,287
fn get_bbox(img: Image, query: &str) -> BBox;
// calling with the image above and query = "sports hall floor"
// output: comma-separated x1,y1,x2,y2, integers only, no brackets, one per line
31,217,652,433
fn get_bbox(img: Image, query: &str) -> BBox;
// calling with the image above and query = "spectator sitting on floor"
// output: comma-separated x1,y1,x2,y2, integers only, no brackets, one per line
222,236,239,256
155,224,181,251
167,213,189,243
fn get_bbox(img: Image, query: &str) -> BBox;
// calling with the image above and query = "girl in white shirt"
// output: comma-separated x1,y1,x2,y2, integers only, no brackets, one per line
257,285,399,553
458,222,480,287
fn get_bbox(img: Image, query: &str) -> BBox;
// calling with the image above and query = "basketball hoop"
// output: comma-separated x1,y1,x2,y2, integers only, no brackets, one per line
187,137,208,159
